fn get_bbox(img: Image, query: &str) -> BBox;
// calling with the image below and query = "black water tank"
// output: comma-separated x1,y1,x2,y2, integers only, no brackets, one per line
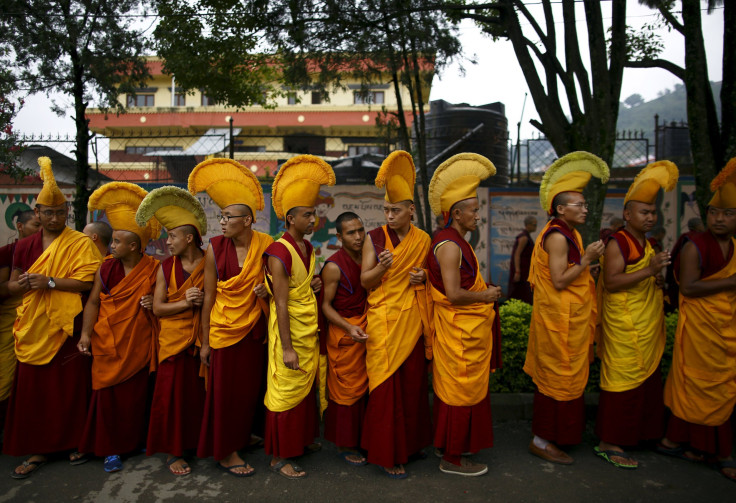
425,100,509,185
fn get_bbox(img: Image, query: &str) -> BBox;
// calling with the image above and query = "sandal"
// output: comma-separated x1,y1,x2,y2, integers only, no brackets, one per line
270,460,306,480
716,459,736,482
217,462,255,478
654,442,705,463
338,451,367,467
11,458,46,480
166,456,191,476
69,452,91,466
594,446,638,469
380,465,408,479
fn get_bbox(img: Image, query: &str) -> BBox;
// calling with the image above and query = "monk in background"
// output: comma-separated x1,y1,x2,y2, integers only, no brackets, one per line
427,153,501,476
525,152,608,465
660,158,736,482
508,215,537,304
138,186,208,476
5,157,102,479
77,182,161,473
189,159,272,477
83,221,112,258
321,211,368,467
595,161,678,469
360,151,433,479
264,155,334,479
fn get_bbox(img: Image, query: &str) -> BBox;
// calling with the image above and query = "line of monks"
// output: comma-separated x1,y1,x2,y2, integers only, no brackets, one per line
0,151,735,483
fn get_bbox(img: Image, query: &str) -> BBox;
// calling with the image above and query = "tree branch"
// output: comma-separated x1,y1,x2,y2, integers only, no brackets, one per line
625,58,685,80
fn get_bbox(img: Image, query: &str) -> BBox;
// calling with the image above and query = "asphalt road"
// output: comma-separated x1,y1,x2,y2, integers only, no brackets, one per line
1,418,731,502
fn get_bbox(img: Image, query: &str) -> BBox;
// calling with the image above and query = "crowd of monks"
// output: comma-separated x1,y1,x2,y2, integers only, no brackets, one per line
0,150,735,483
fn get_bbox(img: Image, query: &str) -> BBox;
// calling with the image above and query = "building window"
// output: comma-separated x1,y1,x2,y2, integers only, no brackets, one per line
201,94,217,106
124,146,182,155
174,93,186,106
287,92,297,105
127,94,155,107
311,92,321,105
353,91,385,105
348,145,385,156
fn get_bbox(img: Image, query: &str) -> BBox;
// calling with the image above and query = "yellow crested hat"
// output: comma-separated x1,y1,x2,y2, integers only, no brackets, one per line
88,182,161,246
136,186,207,236
624,160,678,205
36,157,67,207
376,151,416,203
540,151,610,213
272,155,335,220
188,158,264,219
708,157,736,209
428,153,496,221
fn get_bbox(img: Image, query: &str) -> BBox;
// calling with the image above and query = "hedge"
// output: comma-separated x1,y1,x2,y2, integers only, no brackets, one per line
489,299,678,393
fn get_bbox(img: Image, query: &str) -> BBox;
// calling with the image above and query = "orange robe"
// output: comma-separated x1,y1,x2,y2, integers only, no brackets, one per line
90,255,159,390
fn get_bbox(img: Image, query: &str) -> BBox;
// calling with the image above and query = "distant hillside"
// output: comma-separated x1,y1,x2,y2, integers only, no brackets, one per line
617,81,722,140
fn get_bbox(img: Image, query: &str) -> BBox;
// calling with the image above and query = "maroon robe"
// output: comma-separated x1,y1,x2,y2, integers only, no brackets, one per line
2,231,92,457
78,258,152,457
508,229,534,303
0,240,16,433
322,248,368,448
197,235,267,460
262,233,320,459
146,256,206,458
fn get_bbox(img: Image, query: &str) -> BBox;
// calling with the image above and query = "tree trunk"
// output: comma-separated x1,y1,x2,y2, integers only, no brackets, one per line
72,62,90,231
721,0,736,161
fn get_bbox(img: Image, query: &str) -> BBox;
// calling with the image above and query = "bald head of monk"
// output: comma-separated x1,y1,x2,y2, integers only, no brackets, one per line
110,230,142,261
84,221,112,257
35,202,69,236
550,192,588,229
219,204,253,239
285,206,315,237
449,198,480,235
13,209,41,239
623,200,657,238
383,200,414,234
166,225,202,257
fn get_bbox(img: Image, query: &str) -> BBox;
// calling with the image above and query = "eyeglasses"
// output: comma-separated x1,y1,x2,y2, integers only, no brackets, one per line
218,214,249,222
40,209,68,218
561,202,589,209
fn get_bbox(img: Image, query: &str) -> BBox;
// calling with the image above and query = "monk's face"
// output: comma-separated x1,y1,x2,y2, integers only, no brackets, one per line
110,230,140,260
452,198,480,233
35,203,68,233
384,201,413,230
17,215,41,238
219,204,252,238
337,218,365,253
555,192,588,227
623,201,657,234
706,206,736,238
288,206,316,235
166,226,194,256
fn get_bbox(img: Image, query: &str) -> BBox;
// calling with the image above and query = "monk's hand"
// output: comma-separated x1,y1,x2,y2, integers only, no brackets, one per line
185,287,203,307
310,276,322,293
377,249,393,269
654,272,665,288
17,273,31,291
77,334,92,356
26,273,49,290
649,251,671,275
283,347,300,370
200,343,211,366
484,285,503,303
409,266,426,285
140,294,153,310
583,240,605,265
347,325,368,343
253,283,268,299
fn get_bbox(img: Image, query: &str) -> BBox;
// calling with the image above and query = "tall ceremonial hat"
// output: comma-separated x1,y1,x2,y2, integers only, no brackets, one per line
88,182,161,246
272,154,335,220
539,151,610,214
375,150,416,203
708,157,736,209
188,158,264,220
36,156,67,207
135,186,207,237
624,160,678,205
428,153,496,223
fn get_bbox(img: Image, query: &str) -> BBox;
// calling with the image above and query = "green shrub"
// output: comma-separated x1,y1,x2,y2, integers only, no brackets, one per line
662,310,678,380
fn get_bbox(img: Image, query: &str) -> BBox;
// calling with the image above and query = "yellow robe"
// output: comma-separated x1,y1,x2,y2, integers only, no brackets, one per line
664,238,736,426
14,227,103,365
523,220,596,401
264,237,319,413
597,240,665,392
0,293,20,401
430,243,495,407
365,225,432,392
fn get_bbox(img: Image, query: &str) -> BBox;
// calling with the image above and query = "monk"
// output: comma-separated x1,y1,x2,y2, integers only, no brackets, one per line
264,154,334,480
77,182,160,473
427,153,501,476
189,158,272,478
138,186,208,476
659,159,736,482
5,157,103,479
360,150,433,479
595,161,677,469
83,221,112,257
508,215,537,303
321,211,368,467
0,209,40,443
525,152,608,465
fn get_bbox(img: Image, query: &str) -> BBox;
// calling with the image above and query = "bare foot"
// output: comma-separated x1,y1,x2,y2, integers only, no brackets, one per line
385,464,405,476
219,451,254,476
14,455,47,477
270,457,306,479
166,456,191,476
338,448,367,466
717,457,736,481
598,441,638,468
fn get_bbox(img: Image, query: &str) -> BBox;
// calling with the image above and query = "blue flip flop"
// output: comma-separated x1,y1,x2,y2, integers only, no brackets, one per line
339,451,367,467
380,465,408,479
104,455,123,473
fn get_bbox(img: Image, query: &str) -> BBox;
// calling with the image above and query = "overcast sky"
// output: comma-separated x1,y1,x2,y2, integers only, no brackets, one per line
14,2,725,143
